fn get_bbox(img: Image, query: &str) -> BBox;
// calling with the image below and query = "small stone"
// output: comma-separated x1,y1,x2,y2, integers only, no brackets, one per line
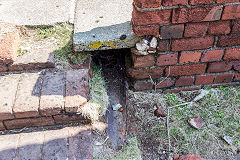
173,154,180,160
222,135,233,145
179,153,203,160
112,104,122,111
154,108,166,117
136,39,149,52
188,118,205,129
150,37,157,48
120,34,127,40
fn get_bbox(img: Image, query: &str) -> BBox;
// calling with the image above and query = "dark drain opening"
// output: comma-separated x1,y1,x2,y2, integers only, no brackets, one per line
91,48,130,150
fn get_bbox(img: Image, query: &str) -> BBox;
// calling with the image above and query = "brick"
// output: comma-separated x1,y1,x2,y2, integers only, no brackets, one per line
214,73,234,83
134,0,162,8
164,87,201,93
157,40,169,52
234,72,240,81
132,6,171,25
156,78,174,89
208,82,240,88
189,0,214,5
195,75,215,85
132,54,155,68
175,76,194,87
0,134,18,159
162,0,188,6
65,69,89,113
133,25,160,37
208,21,231,35
16,132,44,160
0,32,19,64
201,49,224,62
0,121,5,130
0,74,20,120
233,61,240,71
157,53,178,66
179,51,201,64
217,35,240,47
171,36,214,51
232,19,240,33
134,81,153,90
224,48,240,60
0,64,7,72
4,117,54,130
184,22,208,37
127,67,163,79
207,61,233,73
13,73,42,118
165,64,207,77
53,114,88,124
40,71,65,116
222,4,240,20
217,0,239,3
160,24,184,39
172,6,223,24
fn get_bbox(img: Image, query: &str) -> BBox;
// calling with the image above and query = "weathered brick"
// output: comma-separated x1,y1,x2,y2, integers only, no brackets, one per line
217,0,239,3
127,67,163,79
0,64,7,72
195,75,215,85
208,21,231,35
233,61,240,71
132,54,155,68
224,48,240,60
134,81,153,90
234,72,240,81
171,36,214,51
157,53,178,66
164,87,201,93
214,73,234,83
160,24,184,39
162,0,188,6
40,71,65,116
0,134,18,159
207,61,233,73
165,64,207,77
156,78,174,88
222,4,240,20
132,6,171,25
134,0,162,8
0,74,21,120
208,82,240,88
132,25,160,37
184,22,208,37
4,117,54,130
175,76,194,87
157,40,169,52
189,0,214,5
0,121,5,130
0,32,19,64
201,49,224,62
53,114,88,124
13,73,42,118
217,35,240,47
232,19,240,33
65,69,89,113
179,51,201,64
172,6,223,24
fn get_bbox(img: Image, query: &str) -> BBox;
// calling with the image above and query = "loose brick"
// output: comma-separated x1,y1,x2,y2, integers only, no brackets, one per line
162,0,188,6
13,73,42,118
224,48,240,60
165,64,207,77
132,25,160,37
40,71,65,116
132,6,171,25
157,53,178,66
217,34,240,47
189,0,214,5
160,24,184,39
195,75,215,85
214,73,234,83
184,22,208,37
217,0,239,3
0,64,7,72
0,134,18,159
179,51,201,64
127,67,163,79
164,86,201,93
207,61,233,73
175,76,194,87
201,49,224,62
65,69,89,113
222,4,240,20
0,121,5,130
4,117,54,130
156,78,174,88
232,19,240,33
132,54,155,68
134,81,153,90
172,6,223,24
208,21,231,35
0,74,21,120
157,40,169,52
233,61,240,71
0,32,19,64
171,36,214,51
134,0,162,8
53,114,88,124
234,72,240,81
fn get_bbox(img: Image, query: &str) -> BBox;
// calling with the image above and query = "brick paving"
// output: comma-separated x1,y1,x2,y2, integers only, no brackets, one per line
0,125,93,160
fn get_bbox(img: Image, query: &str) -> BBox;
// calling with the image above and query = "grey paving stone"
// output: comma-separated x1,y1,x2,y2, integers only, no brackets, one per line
0,134,19,159
40,71,65,116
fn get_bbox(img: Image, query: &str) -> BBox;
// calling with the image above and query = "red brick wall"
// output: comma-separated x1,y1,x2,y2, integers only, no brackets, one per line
128,0,240,92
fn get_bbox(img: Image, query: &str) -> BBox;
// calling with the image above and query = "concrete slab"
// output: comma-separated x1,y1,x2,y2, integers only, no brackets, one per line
0,0,73,25
73,0,139,51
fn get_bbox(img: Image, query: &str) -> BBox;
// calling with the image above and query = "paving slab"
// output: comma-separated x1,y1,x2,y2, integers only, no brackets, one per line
0,0,73,25
73,0,138,51
0,134,19,159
